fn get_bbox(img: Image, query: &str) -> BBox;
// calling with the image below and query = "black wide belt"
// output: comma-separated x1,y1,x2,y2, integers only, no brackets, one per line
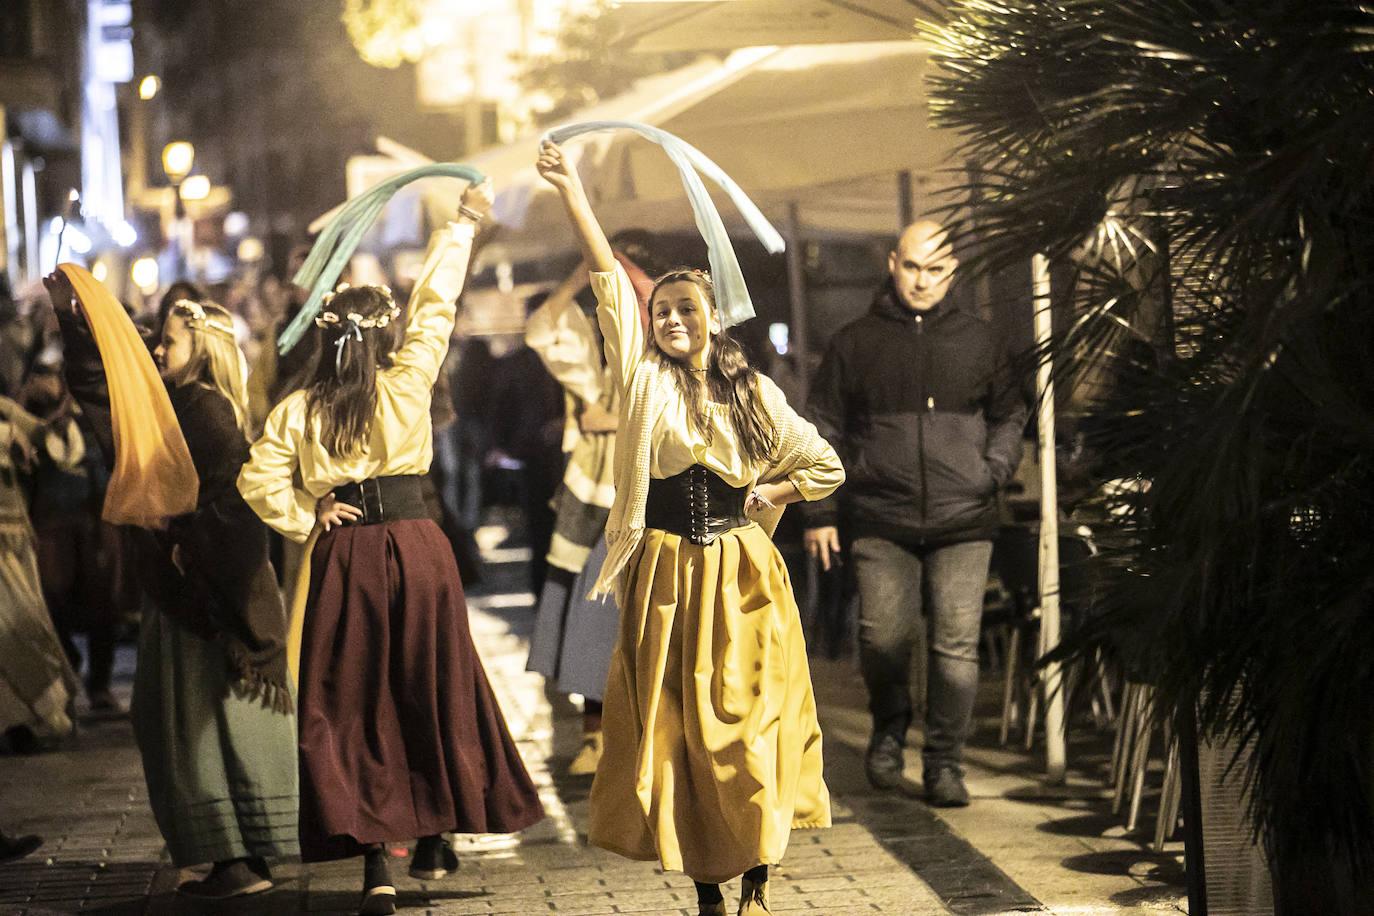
644,464,749,546
333,474,429,526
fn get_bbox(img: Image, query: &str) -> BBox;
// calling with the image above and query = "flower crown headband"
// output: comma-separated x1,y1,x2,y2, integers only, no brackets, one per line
171,299,236,341
313,282,401,330
314,282,402,374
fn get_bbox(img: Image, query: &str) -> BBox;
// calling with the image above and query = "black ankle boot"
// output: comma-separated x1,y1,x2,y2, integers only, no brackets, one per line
409,833,458,879
359,846,396,916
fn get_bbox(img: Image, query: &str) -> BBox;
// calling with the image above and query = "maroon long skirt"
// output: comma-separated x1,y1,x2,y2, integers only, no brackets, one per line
297,518,544,861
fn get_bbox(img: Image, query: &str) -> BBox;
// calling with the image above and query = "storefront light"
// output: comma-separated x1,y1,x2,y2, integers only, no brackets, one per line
112,220,138,248
223,211,249,236
161,142,194,184
179,174,211,201
64,226,92,254
237,236,265,262
131,257,159,292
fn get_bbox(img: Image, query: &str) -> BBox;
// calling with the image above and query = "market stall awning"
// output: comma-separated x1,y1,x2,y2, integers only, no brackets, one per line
609,0,947,52
314,40,962,263
469,40,960,260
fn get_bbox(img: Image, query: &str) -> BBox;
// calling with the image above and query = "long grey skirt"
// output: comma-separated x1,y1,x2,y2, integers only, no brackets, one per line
132,606,300,866
527,537,619,701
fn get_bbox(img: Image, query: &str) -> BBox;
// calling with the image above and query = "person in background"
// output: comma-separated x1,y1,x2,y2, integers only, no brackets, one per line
802,221,1029,807
523,257,636,776
237,181,543,916
47,271,300,899
0,394,80,753
540,140,844,916
19,351,118,712
484,303,565,595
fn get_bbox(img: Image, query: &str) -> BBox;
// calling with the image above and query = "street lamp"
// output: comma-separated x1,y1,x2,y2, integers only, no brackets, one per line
131,256,159,294
161,141,195,281
179,174,210,202
161,141,194,185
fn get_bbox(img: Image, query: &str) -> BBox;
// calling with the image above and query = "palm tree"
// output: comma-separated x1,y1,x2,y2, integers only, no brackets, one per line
922,2,1374,912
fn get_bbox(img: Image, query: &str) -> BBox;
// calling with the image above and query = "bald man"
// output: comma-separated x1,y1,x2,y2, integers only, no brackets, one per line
803,221,1028,806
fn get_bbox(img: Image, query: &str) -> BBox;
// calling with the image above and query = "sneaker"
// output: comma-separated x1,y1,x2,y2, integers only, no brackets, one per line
865,734,905,790
358,884,397,916
177,859,272,899
567,731,603,775
408,834,458,879
924,765,971,807
361,847,396,915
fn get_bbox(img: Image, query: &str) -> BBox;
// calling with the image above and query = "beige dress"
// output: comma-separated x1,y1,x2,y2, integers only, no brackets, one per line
0,397,79,740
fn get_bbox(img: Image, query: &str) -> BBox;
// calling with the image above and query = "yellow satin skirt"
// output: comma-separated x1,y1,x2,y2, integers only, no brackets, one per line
587,522,831,884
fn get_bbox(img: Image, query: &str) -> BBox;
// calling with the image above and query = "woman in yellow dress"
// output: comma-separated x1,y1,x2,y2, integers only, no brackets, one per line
538,140,844,916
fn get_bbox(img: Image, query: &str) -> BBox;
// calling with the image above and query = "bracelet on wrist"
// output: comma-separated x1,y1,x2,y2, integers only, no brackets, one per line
457,204,484,223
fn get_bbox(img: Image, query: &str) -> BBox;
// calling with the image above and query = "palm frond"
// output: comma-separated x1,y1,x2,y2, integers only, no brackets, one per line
925,1,1374,907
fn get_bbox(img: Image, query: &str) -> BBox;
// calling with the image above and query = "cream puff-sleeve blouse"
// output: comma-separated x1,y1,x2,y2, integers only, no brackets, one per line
237,220,475,542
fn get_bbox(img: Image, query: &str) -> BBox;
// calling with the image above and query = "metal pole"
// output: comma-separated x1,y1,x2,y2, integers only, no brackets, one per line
897,170,914,228
1033,252,1066,782
784,201,811,401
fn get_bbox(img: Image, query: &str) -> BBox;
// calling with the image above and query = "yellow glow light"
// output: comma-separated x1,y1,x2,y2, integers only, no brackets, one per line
161,142,195,183
139,75,160,100
237,236,265,262
131,257,159,293
92,261,109,283
179,174,211,201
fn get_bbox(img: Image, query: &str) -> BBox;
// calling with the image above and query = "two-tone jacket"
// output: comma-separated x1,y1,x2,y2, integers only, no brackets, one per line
802,282,1029,546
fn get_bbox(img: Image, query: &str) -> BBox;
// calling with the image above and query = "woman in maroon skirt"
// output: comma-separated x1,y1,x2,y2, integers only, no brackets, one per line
237,180,543,915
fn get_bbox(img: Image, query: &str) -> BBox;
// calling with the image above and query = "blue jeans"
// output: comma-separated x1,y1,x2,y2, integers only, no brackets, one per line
851,536,992,770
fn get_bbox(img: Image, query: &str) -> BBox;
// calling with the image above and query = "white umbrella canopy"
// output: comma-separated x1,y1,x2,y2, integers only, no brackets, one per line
471,40,960,262
609,0,948,52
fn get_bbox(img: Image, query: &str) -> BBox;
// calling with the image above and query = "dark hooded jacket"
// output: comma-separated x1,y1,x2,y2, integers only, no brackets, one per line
802,281,1029,546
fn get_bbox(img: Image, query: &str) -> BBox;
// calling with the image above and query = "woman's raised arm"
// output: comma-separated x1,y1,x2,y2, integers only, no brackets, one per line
537,141,616,274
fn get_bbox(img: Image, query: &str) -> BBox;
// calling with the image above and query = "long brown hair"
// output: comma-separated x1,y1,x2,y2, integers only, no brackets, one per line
303,285,401,458
650,269,776,466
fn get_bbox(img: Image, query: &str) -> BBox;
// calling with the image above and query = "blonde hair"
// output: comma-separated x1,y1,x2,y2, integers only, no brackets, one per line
165,299,251,436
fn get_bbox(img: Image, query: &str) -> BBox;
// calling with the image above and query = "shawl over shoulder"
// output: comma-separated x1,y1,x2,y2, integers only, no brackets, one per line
590,359,840,600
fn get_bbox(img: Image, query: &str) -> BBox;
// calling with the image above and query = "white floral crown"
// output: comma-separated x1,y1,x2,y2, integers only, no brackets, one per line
172,299,235,340
314,282,401,329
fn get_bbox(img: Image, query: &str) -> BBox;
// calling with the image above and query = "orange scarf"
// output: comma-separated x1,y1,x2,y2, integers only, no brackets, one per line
59,264,198,527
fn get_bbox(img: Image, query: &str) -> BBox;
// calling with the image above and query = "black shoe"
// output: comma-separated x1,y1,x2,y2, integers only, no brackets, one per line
177,859,272,899
358,885,397,916
924,765,971,807
245,855,272,881
409,833,458,879
360,847,396,915
85,689,125,716
865,734,905,790
3,725,40,755
0,832,42,863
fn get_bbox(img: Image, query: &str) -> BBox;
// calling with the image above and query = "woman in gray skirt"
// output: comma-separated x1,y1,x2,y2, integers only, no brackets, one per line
47,272,298,900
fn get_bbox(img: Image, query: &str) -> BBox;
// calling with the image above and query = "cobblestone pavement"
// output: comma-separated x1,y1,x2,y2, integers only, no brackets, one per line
0,519,1186,915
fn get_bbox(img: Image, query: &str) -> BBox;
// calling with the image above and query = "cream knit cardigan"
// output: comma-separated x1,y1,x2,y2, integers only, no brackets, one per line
589,348,841,600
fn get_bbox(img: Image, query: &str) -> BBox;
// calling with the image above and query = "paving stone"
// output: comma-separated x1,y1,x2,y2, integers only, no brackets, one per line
0,525,1192,915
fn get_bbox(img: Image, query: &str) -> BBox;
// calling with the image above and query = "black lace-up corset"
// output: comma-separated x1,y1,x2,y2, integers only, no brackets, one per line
644,464,749,545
